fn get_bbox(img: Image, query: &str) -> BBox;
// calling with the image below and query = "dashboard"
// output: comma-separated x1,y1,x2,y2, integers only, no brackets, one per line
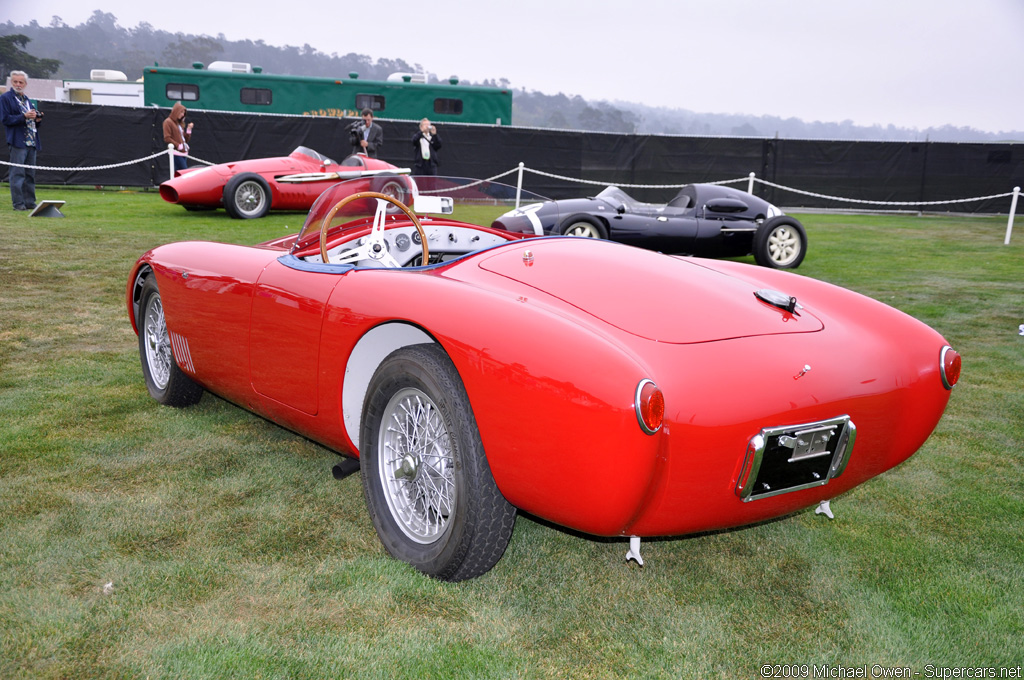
306,224,512,268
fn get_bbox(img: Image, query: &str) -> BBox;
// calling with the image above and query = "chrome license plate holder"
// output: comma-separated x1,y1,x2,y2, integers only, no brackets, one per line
736,415,856,501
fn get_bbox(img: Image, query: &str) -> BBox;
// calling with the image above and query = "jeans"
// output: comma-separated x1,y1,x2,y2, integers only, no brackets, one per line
173,154,188,172
8,145,37,209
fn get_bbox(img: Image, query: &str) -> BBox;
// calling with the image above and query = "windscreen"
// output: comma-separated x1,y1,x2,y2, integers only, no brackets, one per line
291,146,336,165
292,176,550,257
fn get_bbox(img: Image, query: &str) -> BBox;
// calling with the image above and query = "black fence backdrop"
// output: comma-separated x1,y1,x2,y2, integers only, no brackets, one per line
2,101,1022,213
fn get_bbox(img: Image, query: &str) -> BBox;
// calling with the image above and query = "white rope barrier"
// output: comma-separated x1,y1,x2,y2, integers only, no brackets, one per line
519,165,1015,206
416,167,521,195
521,166,750,189
751,176,1016,207
183,153,216,166
0,147,216,175
0,149,170,172
0,149,1016,243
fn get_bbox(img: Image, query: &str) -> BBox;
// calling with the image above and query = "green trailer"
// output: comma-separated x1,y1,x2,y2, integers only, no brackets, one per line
142,64,512,125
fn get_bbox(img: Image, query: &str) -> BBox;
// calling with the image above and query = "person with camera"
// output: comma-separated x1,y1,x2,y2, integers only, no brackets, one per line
411,118,442,176
350,109,383,158
1,70,43,211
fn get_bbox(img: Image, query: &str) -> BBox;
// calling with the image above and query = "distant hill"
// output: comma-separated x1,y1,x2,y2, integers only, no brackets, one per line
3,11,1021,142
511,92,1021,142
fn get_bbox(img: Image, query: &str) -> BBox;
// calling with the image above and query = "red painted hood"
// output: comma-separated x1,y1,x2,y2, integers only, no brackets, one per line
476,238,823,343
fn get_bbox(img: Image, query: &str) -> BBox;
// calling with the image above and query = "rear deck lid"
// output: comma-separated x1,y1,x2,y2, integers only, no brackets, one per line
477,239,823,343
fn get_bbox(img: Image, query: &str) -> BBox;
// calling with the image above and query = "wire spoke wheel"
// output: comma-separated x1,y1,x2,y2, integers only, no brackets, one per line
361,344,516,580
235,180,266,215
143,295,172,390
136,276,203,407
378,179,407,208
379,387,456,543
223,174,271,219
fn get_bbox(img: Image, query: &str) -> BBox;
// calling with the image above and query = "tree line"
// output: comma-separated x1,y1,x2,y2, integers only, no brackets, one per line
2,11,1020,142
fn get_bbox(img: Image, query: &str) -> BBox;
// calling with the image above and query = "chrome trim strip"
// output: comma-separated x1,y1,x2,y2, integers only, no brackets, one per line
939,345,956,390
168,330,195,374
829,420,856,478
736,434,766,500
748,477,830,501
634,379,662,435
277,167,412,183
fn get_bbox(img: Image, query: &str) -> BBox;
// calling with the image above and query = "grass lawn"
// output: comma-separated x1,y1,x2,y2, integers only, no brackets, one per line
1,189,1021,679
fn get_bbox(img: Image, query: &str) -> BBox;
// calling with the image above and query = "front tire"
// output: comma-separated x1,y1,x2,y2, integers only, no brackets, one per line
223,173,271,219
753,216,807,269
137,276,203,407
360,344,516,581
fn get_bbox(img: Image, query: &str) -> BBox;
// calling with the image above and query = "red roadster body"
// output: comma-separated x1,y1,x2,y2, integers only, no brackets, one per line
158,147,412,219
128,179,961,581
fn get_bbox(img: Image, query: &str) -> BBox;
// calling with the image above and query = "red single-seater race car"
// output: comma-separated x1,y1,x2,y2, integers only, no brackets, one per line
128,178,961,581
159,146,413,219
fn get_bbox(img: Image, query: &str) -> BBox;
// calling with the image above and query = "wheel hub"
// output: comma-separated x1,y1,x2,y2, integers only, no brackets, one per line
769,227,800,264
240,186,261,210
395,454,419,481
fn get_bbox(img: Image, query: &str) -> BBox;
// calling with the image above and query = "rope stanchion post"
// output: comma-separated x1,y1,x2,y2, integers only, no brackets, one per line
747,172,756,195
515,162,525,210
1003,187,1019,245
167,144,175,182
999,187,1015,245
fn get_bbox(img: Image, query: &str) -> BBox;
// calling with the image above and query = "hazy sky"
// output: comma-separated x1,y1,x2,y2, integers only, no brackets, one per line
6,0,1024,133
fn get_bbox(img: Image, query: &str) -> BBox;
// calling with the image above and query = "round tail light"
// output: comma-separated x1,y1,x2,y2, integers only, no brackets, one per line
635,379,665,435
940,346,961,390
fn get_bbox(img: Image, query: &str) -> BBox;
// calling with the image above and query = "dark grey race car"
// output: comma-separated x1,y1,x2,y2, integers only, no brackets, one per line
491,183,807,268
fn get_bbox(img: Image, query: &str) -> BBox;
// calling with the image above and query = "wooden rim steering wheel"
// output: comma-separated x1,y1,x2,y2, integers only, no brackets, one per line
319,191,429,267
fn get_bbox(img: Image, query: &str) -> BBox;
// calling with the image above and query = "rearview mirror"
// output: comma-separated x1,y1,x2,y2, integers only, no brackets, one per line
414,196,454,214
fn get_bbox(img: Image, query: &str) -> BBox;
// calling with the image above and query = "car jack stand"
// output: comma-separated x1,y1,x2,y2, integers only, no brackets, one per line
626,536,644,566
332,458,361,480
815,500,834,519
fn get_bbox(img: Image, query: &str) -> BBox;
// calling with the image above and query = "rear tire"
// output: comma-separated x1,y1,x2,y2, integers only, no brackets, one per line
561,215,608,239
137,276,203,407
753,216,807,269
374,175,410,214
360,344,516,581
223,173,271,219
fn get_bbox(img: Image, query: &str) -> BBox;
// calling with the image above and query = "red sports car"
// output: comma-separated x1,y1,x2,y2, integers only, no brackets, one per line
158,146,413,219
128,178,961,581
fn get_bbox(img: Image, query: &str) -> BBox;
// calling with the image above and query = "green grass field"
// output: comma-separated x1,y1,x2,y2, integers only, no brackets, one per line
1,189,1021,679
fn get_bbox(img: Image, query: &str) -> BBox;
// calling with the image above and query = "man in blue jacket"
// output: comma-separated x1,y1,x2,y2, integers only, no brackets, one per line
1,71,43,211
